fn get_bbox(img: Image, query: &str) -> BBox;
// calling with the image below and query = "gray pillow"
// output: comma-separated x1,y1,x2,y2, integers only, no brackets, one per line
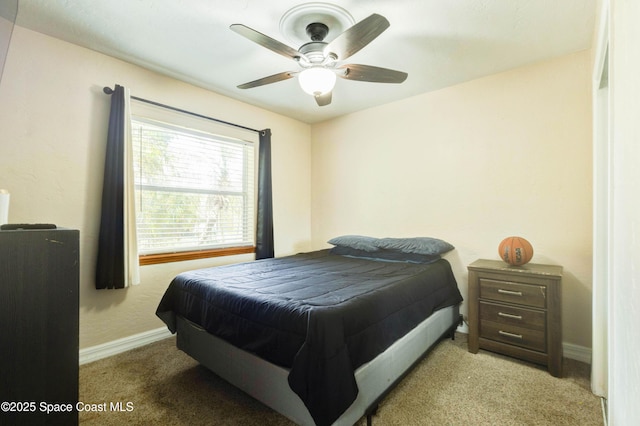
327,235,379,252
375,237,454,256
330,246,440,264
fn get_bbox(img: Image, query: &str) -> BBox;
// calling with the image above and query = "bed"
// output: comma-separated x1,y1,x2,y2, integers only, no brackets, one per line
157,239,463,426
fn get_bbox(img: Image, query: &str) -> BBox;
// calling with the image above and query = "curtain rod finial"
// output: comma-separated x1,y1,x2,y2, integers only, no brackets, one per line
103,86,114,95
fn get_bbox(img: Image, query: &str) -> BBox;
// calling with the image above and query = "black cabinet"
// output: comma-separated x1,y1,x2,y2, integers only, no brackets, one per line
0,229,79,425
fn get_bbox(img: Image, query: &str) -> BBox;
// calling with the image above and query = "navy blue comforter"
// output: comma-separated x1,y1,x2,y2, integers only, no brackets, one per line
156,249,462,425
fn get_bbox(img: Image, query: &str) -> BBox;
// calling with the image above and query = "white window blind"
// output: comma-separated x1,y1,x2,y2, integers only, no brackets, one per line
131,117,255,255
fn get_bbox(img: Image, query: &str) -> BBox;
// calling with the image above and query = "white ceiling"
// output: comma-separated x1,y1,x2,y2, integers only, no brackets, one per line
15,0,596,124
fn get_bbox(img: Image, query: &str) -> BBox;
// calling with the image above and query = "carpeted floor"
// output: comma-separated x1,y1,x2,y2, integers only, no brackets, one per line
79,333,603,425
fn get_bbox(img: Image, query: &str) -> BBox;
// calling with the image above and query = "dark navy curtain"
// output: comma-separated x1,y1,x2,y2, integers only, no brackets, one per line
96,85,126,289
256,129,274,259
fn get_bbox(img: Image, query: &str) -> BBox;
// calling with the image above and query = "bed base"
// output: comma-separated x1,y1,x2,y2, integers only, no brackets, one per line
362,311,460,426
176,304,460,425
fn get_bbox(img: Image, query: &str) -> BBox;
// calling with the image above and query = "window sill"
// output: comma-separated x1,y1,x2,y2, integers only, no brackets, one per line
139,246,255,266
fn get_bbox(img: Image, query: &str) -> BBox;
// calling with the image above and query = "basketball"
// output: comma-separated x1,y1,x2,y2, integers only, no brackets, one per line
498,236,534,266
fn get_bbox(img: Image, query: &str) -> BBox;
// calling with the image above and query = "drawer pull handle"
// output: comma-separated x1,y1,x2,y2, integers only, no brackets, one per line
498,289,523,296
498,312,523,320
499,330,523,339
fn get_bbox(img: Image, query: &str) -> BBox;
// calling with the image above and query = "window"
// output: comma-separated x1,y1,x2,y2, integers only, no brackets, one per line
130,102,257,264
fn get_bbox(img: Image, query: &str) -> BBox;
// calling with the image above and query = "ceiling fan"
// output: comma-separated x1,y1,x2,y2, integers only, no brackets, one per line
230,13,408,107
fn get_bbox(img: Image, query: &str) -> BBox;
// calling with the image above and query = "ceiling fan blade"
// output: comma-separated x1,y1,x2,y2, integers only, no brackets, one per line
230,24,304,62
315,91,332,107
237,71,297,89
324,14,390,61
338,64,408,84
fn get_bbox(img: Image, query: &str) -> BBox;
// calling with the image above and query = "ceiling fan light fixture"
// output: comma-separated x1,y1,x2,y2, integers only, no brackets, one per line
298,67,336,96
233,9,406,107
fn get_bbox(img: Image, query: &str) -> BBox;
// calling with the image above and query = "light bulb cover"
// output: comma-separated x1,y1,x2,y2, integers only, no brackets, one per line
298,67,336,96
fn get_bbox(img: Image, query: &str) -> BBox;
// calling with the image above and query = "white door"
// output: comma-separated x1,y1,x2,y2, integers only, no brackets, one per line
591,1,609,400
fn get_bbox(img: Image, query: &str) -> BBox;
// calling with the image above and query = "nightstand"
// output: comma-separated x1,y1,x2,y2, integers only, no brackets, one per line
467,259,563,377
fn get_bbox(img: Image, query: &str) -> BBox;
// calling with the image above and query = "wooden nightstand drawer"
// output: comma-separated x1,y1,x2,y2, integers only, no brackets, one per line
479,301,546,331
479,278,546,308
480,320,546,352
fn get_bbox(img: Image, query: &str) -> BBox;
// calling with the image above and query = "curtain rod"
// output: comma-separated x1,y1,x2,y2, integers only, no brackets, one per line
103,86,262,134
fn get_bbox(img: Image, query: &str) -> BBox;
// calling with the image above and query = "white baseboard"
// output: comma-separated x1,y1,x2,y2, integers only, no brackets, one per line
456,323,469,334
79,327,173,365
563,341,592,364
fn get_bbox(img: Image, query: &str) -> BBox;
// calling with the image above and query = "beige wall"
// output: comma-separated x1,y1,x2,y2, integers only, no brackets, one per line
310,51,593,348
0,27,312,348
